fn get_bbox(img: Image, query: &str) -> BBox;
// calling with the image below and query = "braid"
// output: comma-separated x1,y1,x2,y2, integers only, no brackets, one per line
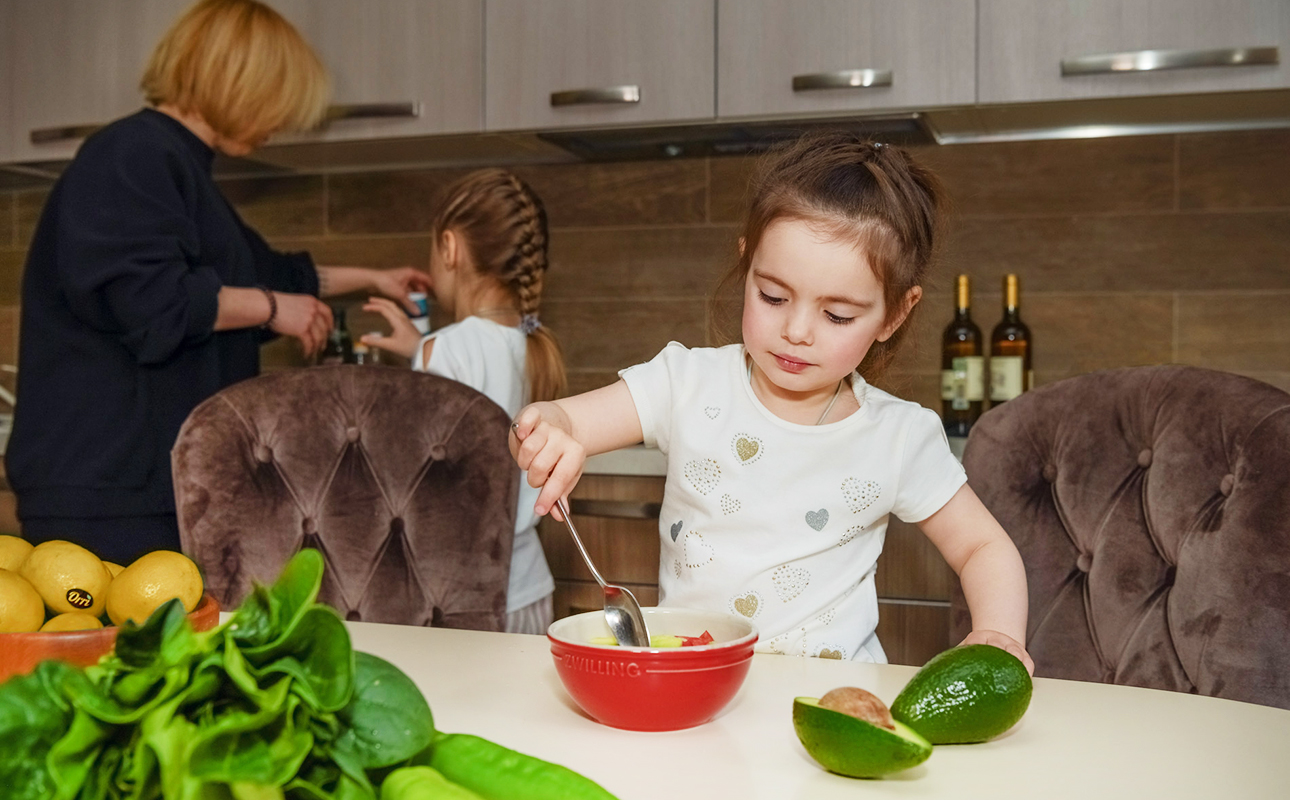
498,173,549,318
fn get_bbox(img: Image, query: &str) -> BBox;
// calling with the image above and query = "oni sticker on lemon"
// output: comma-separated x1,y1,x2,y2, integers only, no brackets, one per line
18,540,112,617
105,550,204,626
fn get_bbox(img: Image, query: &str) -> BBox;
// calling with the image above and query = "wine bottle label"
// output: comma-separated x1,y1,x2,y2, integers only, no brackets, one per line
990,356,1025,401
941,356,985,409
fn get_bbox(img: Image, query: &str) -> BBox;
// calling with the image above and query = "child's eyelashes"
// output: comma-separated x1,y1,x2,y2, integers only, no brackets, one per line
825,311,855,325
759,290,855,325
758,290,786,306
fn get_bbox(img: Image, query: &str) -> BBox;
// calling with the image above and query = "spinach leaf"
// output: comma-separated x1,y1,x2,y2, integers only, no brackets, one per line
0,661,76,800
243,606,355,713
233,549,325,650
331,653,435,770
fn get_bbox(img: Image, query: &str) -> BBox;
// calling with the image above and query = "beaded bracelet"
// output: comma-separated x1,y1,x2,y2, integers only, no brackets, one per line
257,286,277,329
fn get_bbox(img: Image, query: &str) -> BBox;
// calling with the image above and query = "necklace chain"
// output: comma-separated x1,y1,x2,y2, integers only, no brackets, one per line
815,379,845,425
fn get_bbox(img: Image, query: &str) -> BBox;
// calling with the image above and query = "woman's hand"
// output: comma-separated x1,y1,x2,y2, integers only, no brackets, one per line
360,297,422,360
960,629,1035,676
371,267,433,314
510,402,587,520
271,292,333,358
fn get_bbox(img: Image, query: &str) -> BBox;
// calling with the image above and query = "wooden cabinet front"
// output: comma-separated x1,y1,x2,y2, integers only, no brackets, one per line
9,0,188,163
485,0,715,132
268,0,484,142
979,0,1290,104
717,0,976,120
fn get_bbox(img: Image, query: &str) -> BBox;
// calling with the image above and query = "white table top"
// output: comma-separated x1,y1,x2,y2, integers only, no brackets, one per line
345,621,1290,800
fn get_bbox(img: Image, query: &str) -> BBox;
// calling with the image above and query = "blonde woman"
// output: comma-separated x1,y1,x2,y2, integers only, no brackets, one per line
7,0,429,564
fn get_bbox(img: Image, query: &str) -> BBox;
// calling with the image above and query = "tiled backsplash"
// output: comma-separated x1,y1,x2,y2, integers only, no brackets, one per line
2,129,1289,411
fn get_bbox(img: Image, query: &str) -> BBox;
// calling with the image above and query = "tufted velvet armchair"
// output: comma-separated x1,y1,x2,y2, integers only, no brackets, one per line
952,366,1290,709
173,366,517,631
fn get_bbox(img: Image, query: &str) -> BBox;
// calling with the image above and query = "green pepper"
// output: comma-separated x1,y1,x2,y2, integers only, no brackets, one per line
381,766,486,799
427,733,617,800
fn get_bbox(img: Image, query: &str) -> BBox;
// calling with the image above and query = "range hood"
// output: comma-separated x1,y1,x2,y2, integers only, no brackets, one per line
537,88,1290,162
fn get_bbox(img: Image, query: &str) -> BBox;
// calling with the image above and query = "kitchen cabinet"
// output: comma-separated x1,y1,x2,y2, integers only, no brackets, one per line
979,0,1290,104
8,0,188,163
484,0,715,132
717,0,976,120
268,0,483,142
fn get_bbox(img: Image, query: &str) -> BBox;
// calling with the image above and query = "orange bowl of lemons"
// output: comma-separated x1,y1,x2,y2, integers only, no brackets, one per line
0,536,219,682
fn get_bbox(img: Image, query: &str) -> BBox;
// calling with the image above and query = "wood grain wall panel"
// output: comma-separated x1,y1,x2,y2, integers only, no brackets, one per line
555,581,660,620
542,298,707,371
875,519,955,601
875,601,951,667
215,175,326,237
16,190,46,246
0,195,13,248
546,227,735,301
512,160,708,228
538,475,665,586
1176,293,1290,373
1179,130,1290,210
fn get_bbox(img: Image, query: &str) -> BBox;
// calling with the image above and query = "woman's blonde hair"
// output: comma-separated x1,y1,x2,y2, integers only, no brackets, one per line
141,0,329,143
434,169,567,403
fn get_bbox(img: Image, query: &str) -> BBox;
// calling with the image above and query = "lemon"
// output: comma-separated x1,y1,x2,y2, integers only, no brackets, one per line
0,535,34,572
793,695,933,778
890,644,1033,744
19,540,112,617
105,550,204,626
40,611,105,632
0,568,46,633
104,562,125,578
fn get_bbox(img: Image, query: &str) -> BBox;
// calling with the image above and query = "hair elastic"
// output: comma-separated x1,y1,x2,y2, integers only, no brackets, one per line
519,313,542,335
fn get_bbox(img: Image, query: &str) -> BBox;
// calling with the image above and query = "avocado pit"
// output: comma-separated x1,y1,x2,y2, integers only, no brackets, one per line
818,686,895,730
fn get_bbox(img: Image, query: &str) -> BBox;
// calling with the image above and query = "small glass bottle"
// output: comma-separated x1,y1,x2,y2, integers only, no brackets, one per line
320,306,353,365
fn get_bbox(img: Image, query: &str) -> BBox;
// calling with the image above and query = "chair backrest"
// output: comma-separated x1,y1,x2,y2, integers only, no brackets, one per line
954,366,1290,709
173,366,517,631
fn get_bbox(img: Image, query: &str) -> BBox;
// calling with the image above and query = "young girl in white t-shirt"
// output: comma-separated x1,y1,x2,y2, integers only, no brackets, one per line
363,168,565,635
511,133,1033,670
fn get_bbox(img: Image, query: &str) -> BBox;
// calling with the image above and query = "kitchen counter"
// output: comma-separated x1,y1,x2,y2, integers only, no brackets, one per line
346,622,1290,800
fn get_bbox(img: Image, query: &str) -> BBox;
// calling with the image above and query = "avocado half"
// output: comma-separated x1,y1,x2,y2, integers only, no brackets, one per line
792,697,933,778
890,644,1033,744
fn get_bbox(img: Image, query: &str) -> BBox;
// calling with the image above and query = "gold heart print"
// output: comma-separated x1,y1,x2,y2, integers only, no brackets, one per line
731,433,763,465
772,564,810,602
684,459,721,495
842,477,881,514
838,524,865,547
817,648,845,660
730,591,762,619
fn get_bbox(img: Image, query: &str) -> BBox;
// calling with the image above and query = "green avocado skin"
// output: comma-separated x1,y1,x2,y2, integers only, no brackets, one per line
889,644,1033,744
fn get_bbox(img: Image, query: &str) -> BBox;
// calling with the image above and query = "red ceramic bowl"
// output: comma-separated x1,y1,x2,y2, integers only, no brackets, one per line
0,593,221,683
548,606,758,732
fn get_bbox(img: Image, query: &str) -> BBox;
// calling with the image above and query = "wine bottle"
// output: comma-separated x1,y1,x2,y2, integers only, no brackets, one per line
941,274,984,440
320,306,353,365
989,274,1032,405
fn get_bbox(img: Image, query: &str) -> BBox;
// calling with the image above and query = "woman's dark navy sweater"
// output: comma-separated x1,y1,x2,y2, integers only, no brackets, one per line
6,108,319,521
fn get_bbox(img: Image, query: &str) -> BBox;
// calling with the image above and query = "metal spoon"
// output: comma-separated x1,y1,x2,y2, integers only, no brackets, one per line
555,498,651,647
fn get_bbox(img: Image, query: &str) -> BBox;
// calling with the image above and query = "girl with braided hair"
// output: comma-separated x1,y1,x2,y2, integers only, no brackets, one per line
510,133,1033,669
363,168,565,634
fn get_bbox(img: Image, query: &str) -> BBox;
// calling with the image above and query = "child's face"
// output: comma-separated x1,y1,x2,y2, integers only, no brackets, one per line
742,218,905,397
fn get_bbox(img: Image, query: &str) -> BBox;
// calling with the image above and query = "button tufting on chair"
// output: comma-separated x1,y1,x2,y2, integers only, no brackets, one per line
954,365,1290,710
173,365,519,632
1220,474,1235,497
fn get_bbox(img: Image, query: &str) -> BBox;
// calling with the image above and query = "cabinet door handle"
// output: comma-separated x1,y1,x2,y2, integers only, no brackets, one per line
550,85,641,107
792,69,893,91
1061,46,1278,76
324,102,422,121
29,102,422,145
30,123,102,145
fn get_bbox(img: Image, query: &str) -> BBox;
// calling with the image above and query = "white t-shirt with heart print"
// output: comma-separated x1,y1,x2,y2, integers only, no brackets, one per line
619,342,966,662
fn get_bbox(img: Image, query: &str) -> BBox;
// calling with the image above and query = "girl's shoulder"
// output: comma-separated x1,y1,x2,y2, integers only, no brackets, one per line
855,380,942,427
